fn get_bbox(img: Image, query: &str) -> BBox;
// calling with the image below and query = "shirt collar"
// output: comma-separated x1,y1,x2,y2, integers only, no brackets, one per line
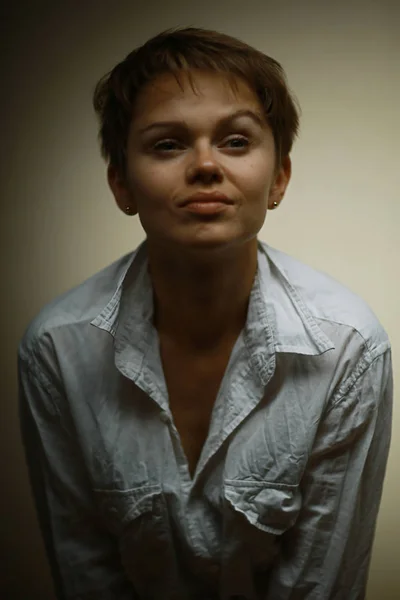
256,242,335,355
90,239,335,358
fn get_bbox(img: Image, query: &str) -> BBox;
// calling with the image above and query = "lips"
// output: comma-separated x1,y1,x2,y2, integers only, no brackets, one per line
180,192,234,207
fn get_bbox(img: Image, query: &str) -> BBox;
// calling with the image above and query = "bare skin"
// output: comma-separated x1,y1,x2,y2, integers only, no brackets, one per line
159,335,235,477
108,69,291,475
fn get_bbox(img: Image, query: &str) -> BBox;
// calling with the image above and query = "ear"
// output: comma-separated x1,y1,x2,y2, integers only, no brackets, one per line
107,164,138,216
268,155,292,209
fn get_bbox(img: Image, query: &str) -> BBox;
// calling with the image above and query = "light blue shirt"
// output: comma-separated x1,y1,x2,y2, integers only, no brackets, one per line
18,239,393,600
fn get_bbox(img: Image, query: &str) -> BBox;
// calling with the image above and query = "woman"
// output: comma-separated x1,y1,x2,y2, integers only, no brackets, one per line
18,26,393,600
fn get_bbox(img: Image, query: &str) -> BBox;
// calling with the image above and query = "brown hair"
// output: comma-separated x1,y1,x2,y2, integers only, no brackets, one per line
93,26,300,177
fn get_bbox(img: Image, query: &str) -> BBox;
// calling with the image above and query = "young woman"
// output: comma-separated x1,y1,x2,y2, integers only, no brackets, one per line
18,26,393,600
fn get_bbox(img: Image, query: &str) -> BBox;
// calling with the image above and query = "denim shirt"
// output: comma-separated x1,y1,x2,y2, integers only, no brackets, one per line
18,239,393,600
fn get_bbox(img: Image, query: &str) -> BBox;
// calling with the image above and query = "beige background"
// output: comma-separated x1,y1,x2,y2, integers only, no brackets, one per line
1,0,399,598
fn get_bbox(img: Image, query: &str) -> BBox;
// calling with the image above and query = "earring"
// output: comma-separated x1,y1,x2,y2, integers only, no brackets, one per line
271,201,278,209
125,205,131,213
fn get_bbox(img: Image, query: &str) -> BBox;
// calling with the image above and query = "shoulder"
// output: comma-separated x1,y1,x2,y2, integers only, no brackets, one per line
18,249,136,365
261,242,390,355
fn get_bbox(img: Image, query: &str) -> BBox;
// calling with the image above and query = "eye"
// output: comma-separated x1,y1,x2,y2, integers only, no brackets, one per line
152,135,250,153
225,135,249,149
153,140,180,152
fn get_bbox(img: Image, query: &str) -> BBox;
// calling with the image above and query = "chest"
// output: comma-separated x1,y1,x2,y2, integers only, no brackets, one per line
159,341,234,477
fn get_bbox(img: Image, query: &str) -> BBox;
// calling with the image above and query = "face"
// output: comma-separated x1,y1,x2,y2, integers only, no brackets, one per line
108,69,291,255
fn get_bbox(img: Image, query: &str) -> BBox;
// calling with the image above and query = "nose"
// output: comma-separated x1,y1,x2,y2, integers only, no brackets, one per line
187,143,224,184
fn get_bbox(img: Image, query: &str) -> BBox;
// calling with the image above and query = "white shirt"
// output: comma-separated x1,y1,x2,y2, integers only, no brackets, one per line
18,239,393,600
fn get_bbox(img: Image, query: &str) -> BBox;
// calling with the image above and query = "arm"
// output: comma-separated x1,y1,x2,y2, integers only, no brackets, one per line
265,347,393,600
18,349,136,600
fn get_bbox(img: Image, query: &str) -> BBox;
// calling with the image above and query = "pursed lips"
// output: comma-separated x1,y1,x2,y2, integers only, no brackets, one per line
180,192,234,206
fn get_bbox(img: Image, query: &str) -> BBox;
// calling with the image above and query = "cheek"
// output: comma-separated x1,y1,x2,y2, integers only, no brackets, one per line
230,147,275,195
127,148,275,205
235,164,273,202
127,160,174,205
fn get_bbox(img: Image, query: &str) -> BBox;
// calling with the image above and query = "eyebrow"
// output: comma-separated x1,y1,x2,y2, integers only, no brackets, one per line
137,108,266,136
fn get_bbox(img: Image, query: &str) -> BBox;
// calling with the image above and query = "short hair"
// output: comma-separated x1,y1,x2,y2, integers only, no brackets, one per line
93,26,300,177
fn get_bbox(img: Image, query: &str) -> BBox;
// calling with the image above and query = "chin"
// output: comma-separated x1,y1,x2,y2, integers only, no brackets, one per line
147,222,258,254
176,232,256,256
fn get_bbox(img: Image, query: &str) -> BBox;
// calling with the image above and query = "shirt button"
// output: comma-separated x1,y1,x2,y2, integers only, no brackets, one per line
159,411,171,424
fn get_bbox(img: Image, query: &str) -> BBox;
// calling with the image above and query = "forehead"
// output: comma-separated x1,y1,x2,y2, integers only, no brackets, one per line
132,69,263,121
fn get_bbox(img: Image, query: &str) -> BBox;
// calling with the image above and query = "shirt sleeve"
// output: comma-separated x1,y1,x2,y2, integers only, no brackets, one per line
264,347,393,600
17,349,137,600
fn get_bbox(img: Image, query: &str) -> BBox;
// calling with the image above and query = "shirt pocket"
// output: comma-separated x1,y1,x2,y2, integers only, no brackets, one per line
220,479,302,596
94,485,181,598
94,484,161,537
223,479,301,535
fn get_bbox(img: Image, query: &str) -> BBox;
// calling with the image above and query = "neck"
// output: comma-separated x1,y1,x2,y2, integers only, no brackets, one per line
147,238,259,353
